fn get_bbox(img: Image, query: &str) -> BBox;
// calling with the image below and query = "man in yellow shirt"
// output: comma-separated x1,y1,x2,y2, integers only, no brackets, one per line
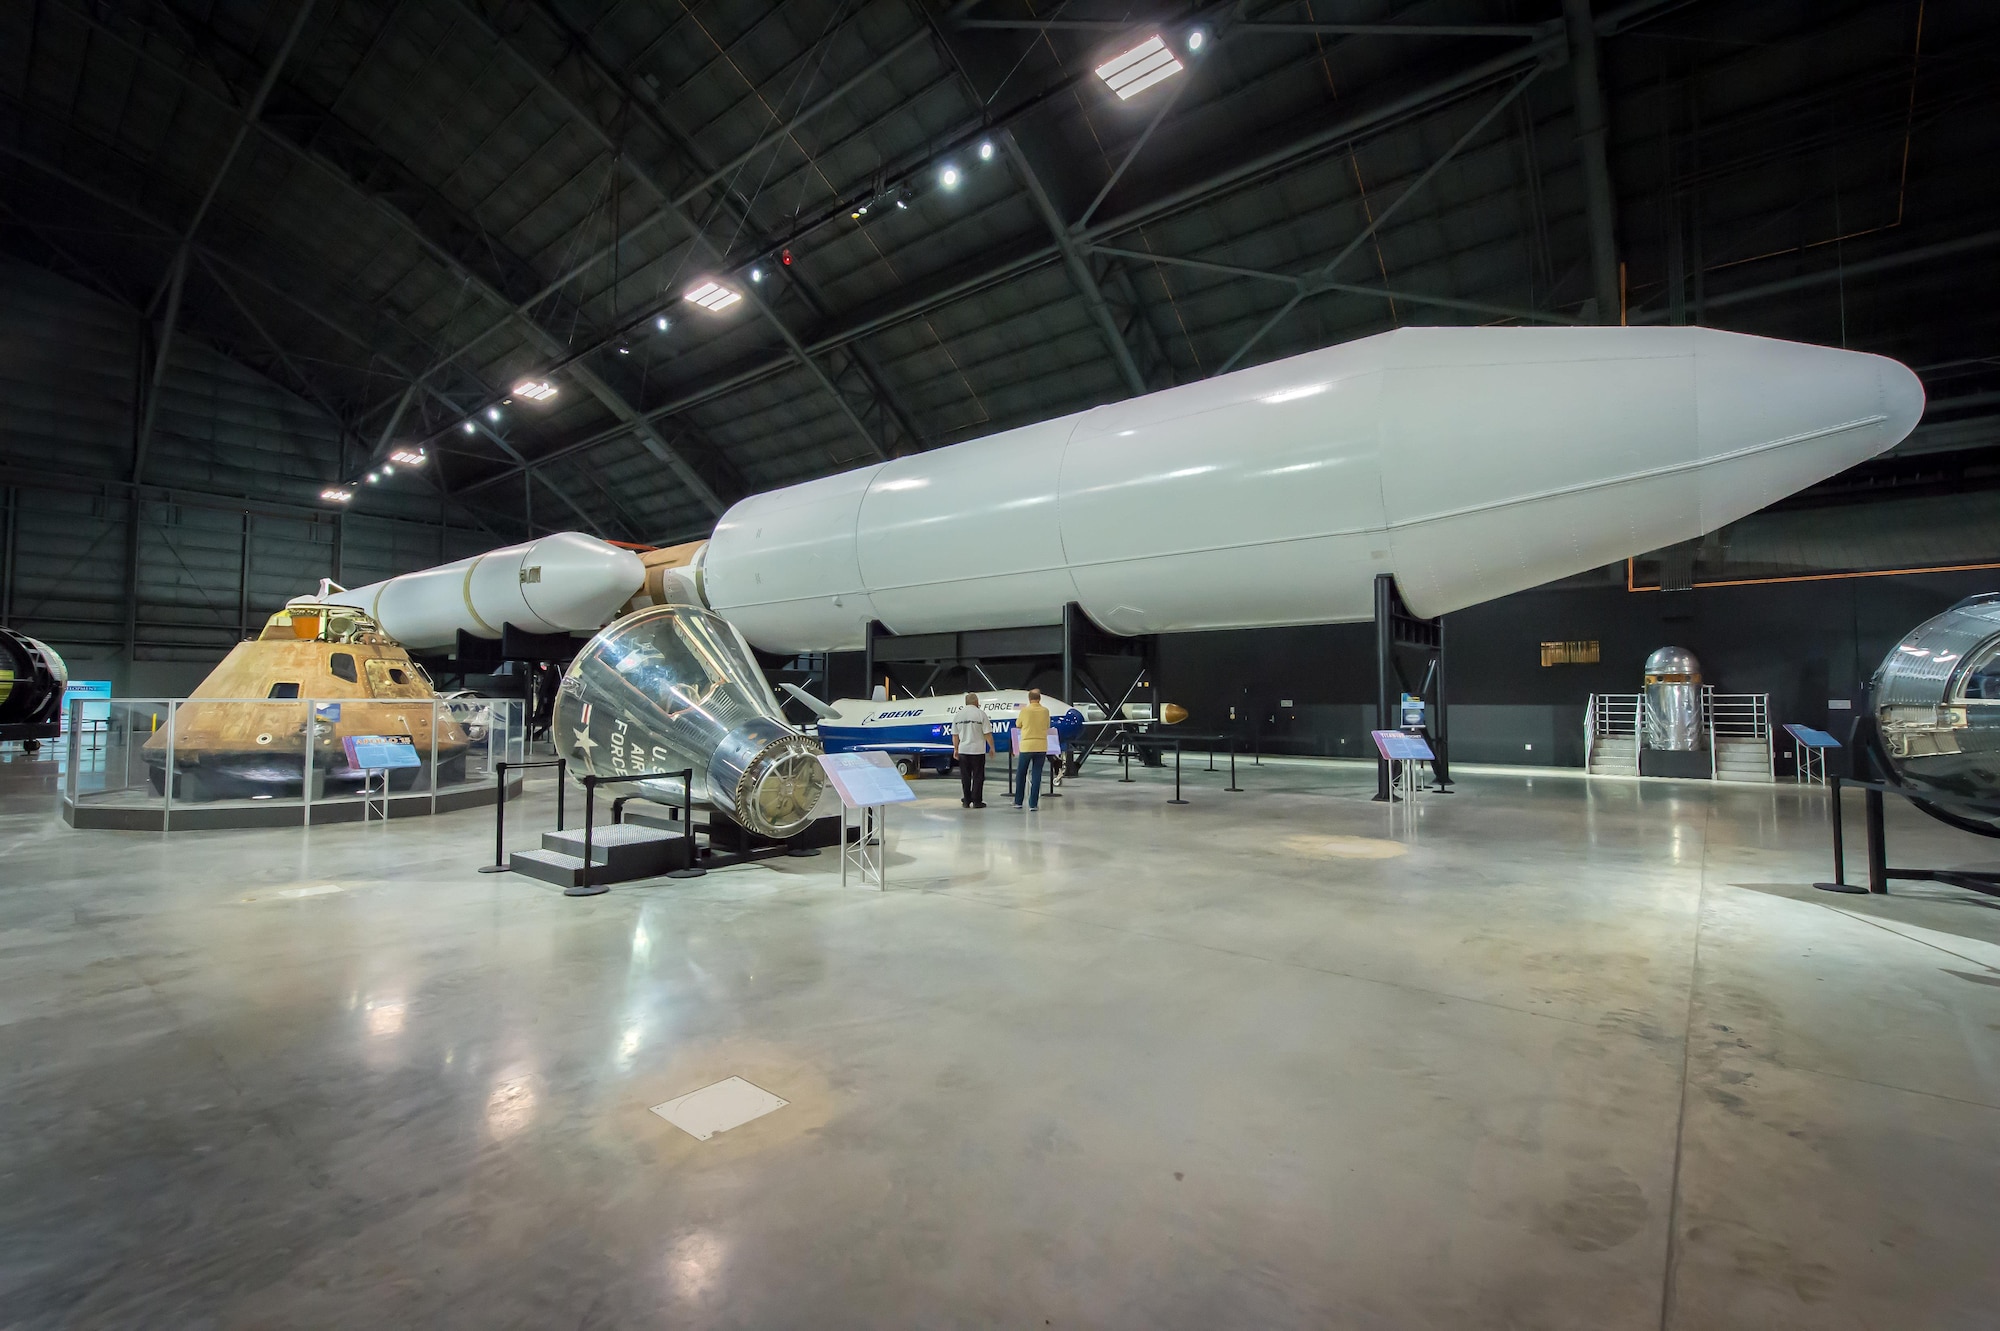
1012,688,1051,811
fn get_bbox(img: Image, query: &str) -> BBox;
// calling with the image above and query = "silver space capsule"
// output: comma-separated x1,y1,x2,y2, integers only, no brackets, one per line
553,605,827,839
1642,646,1705,752
1871,593,2000,822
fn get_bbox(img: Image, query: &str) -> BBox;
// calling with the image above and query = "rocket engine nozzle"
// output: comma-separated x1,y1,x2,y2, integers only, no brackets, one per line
554,605,827,839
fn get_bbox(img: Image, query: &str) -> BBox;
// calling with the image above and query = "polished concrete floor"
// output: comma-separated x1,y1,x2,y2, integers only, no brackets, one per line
3,753,1998,1328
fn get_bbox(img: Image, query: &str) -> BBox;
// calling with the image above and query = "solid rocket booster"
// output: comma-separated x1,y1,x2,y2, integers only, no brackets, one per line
320,532,644,651
320,326,1925,656
702,326,1924,653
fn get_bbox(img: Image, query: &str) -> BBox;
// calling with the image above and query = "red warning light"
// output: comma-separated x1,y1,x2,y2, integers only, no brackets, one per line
781,249,793,266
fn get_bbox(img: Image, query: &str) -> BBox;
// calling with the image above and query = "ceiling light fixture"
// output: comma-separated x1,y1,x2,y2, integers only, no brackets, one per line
486,407,501,421
750,267,763,282
685,280,741,312
366,472,380,483
656,315,670,331
1187,28,1206,51
462,421,477,434
390,449,427,466
978,140,994,161
1096,34,1183,100
939,164,961,189
321,488,352,502
513,379,559,401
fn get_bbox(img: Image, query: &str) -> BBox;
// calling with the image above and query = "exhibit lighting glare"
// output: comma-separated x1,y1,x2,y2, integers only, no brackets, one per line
1262,383,1329,404
1096,35,1183,100
939,164,961,189
978,140,994,161
685,280,742,312
390,449,426,466
513,379,559,401
321,488,352,502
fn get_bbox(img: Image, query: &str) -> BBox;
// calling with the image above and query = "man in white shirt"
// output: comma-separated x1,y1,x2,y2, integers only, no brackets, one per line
951,692,992,809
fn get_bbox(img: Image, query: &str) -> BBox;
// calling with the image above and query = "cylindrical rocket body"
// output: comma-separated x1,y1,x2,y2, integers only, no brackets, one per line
703,326,1924,653
320,532,644,651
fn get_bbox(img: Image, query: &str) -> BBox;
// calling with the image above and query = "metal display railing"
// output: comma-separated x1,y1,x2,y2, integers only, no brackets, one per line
61,695,526,831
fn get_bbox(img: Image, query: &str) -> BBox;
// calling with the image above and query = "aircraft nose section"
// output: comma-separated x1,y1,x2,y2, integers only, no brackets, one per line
1694,332,1926,530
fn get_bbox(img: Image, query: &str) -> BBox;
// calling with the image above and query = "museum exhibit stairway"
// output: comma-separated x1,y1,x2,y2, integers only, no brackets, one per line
509,823,691,888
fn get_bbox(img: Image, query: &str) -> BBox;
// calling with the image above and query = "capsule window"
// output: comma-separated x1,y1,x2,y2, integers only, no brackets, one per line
268,682,300,699
329,653,357,683
1955,637,2000,703
389,668,407,684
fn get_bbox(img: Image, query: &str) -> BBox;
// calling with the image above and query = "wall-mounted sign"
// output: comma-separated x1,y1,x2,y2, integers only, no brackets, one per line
1540,640,1601,666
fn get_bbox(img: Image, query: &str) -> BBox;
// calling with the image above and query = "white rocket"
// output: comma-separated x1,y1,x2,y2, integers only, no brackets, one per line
326,326,1925,654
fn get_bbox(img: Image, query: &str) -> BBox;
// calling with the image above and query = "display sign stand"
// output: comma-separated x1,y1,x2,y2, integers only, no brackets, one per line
817,751,916,891
342,734,421,823
1783,723,1842,785
1371,730,1435,807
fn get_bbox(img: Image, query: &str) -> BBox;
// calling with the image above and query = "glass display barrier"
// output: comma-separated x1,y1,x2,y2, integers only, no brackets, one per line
62,696,526,831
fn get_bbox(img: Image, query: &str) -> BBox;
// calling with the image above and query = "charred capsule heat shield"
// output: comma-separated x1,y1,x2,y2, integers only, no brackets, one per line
554,605,827,838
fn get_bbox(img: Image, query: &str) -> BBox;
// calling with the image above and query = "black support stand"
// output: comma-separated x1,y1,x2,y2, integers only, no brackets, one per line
1373,574,1450,802
1813,774,2000,898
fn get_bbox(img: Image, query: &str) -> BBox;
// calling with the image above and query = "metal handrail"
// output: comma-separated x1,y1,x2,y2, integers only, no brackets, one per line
574,768,697,897
478,759,565,874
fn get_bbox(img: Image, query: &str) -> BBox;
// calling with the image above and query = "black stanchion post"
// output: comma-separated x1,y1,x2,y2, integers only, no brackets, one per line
669,769,705,877
1120,734,1133,782
568,776,608,897
1169,739,1189,805
1865,787,1888,894
556,758,566,831
1227,741,1242,793
479,761,510,873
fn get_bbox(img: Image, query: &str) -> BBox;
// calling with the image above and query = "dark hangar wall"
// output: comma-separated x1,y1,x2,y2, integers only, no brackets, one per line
0,260,492,694
1155,568,1999,770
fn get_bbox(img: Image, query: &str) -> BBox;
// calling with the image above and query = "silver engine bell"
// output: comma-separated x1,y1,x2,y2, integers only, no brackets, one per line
554,605,827,838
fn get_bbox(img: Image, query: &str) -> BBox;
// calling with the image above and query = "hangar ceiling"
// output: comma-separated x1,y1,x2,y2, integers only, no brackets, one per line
2,0,1996,546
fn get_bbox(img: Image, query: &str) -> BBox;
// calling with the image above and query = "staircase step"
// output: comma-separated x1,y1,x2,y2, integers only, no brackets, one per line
541,823,690,877
510,848,589,887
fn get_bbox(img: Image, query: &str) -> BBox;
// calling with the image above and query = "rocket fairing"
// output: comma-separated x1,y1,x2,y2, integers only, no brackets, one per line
311,327,1925,657
704,326,1924,654
316,532,645,652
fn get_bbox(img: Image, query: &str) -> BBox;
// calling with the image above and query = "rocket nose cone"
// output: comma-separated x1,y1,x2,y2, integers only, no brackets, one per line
1692,333,1926,532
1879,355,1926,447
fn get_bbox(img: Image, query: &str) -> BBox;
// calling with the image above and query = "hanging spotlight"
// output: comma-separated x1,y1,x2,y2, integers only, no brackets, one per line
750,267,763,283
939,164,961,189
1186,28,1206,52
383,464,395,476
656,315,670,331
462,420,477,434
486,406,501,422
616,343,631,355
978,140,994,161
366,472,380,483
895,198,907,210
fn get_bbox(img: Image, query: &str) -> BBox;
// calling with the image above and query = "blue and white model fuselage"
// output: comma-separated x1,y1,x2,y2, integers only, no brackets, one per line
797,689,1085,762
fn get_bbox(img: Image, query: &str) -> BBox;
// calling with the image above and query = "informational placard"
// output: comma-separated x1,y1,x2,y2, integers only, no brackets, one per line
1370,729,1434,762
342,733,422,770
1783,724,1842,750
817,750,917,809
61,680,112,733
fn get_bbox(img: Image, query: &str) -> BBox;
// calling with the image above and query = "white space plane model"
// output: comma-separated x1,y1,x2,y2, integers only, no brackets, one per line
778,686,1088,773
319,325,1925,655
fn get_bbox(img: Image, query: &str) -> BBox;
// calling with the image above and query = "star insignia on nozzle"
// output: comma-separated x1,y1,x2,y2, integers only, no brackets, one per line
572,727,598,755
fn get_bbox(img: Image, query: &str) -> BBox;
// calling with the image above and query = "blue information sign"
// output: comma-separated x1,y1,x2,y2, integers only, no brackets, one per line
1371,729,1435,762
342,734,422,770
817,750,917,808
